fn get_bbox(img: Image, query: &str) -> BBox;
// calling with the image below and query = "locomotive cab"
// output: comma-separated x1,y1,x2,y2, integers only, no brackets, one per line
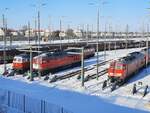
13,54,30,71
108,60,127,81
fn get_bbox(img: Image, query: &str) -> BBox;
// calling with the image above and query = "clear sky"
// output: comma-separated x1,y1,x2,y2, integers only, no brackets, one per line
0,0,149,31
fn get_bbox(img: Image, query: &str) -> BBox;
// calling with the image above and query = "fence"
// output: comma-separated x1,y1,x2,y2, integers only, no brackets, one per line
0,88,73,113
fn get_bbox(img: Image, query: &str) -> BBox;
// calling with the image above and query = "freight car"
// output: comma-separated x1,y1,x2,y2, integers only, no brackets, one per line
103,48,150,91
33,47,95,75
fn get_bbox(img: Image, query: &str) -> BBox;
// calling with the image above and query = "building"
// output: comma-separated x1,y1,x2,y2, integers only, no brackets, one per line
59,31,66,37
73,29,83,38
0,28,4,36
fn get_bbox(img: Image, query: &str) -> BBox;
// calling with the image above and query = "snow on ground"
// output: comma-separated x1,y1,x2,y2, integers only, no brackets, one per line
0,47,150,113
0,77,149,113
0,64,12,75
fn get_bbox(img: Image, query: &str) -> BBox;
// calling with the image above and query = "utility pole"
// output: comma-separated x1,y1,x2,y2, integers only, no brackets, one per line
28,21,31,45
59,19,62,50
126,24,129,49
146,24,149,68
49,16,51,42
30,46,33,81
35,18,37,44
96,8,99,80
3,14,7,73
108,23,112,51
86,24,89,46
38,10,41,78
30,1,46,78
104,22,107,61
81,47,84,87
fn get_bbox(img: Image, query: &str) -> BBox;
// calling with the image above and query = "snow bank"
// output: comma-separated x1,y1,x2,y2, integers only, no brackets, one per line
0,77,149,113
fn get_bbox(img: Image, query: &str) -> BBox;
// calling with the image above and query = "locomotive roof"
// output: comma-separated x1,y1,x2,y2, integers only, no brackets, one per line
36,51,68,58
15,54,30,58
141,48,150,52
119,51,143,63
66,47,94,53
119,55,135,63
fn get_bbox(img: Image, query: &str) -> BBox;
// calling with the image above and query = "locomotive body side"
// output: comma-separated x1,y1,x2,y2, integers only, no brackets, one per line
33,47,95,73
33,53,81,72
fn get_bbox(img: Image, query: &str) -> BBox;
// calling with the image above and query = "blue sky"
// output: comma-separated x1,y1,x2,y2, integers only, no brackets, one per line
0,0,149,31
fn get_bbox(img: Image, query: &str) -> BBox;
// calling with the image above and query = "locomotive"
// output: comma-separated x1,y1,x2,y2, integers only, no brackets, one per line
33,47,95,75
13,54,30,73
104,48,150,91
13,47,95,74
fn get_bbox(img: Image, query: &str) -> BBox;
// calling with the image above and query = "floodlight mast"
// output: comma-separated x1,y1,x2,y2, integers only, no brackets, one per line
88,0,108,80
2,8,9,74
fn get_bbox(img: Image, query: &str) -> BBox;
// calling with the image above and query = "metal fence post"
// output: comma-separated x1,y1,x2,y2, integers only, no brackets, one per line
41,100,43,113
7,90,10,107
23,95,25,112
61,107,63,113
43,100,45,113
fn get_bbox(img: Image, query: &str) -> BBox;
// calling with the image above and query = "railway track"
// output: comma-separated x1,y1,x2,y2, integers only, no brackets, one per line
84,69,108,82
49,60,110,83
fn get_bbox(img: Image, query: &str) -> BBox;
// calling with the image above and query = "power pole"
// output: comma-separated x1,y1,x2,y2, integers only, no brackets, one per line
28,21,31,45
49,16,51,42
60,19,62,50
104,23,107,61
30,46,33,81
126,24,129,49
86,24,89,46
3,14,7,73
38,10,41,78
81,47,84,87
96,8,99,80
146,24,149,68
35,18,37,44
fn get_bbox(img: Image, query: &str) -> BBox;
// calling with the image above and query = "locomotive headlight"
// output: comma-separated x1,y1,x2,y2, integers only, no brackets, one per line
33,64,40,69
109,73,113,76
116,73,122,76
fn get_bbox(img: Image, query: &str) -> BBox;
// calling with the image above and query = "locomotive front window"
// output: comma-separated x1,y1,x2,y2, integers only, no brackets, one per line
116,64,123,69
18,59,22,62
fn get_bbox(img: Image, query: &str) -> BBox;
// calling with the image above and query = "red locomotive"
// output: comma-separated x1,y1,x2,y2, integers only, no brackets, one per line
12,54,30,73
13,47,95,74
104,48,150,91
33,47,95,75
